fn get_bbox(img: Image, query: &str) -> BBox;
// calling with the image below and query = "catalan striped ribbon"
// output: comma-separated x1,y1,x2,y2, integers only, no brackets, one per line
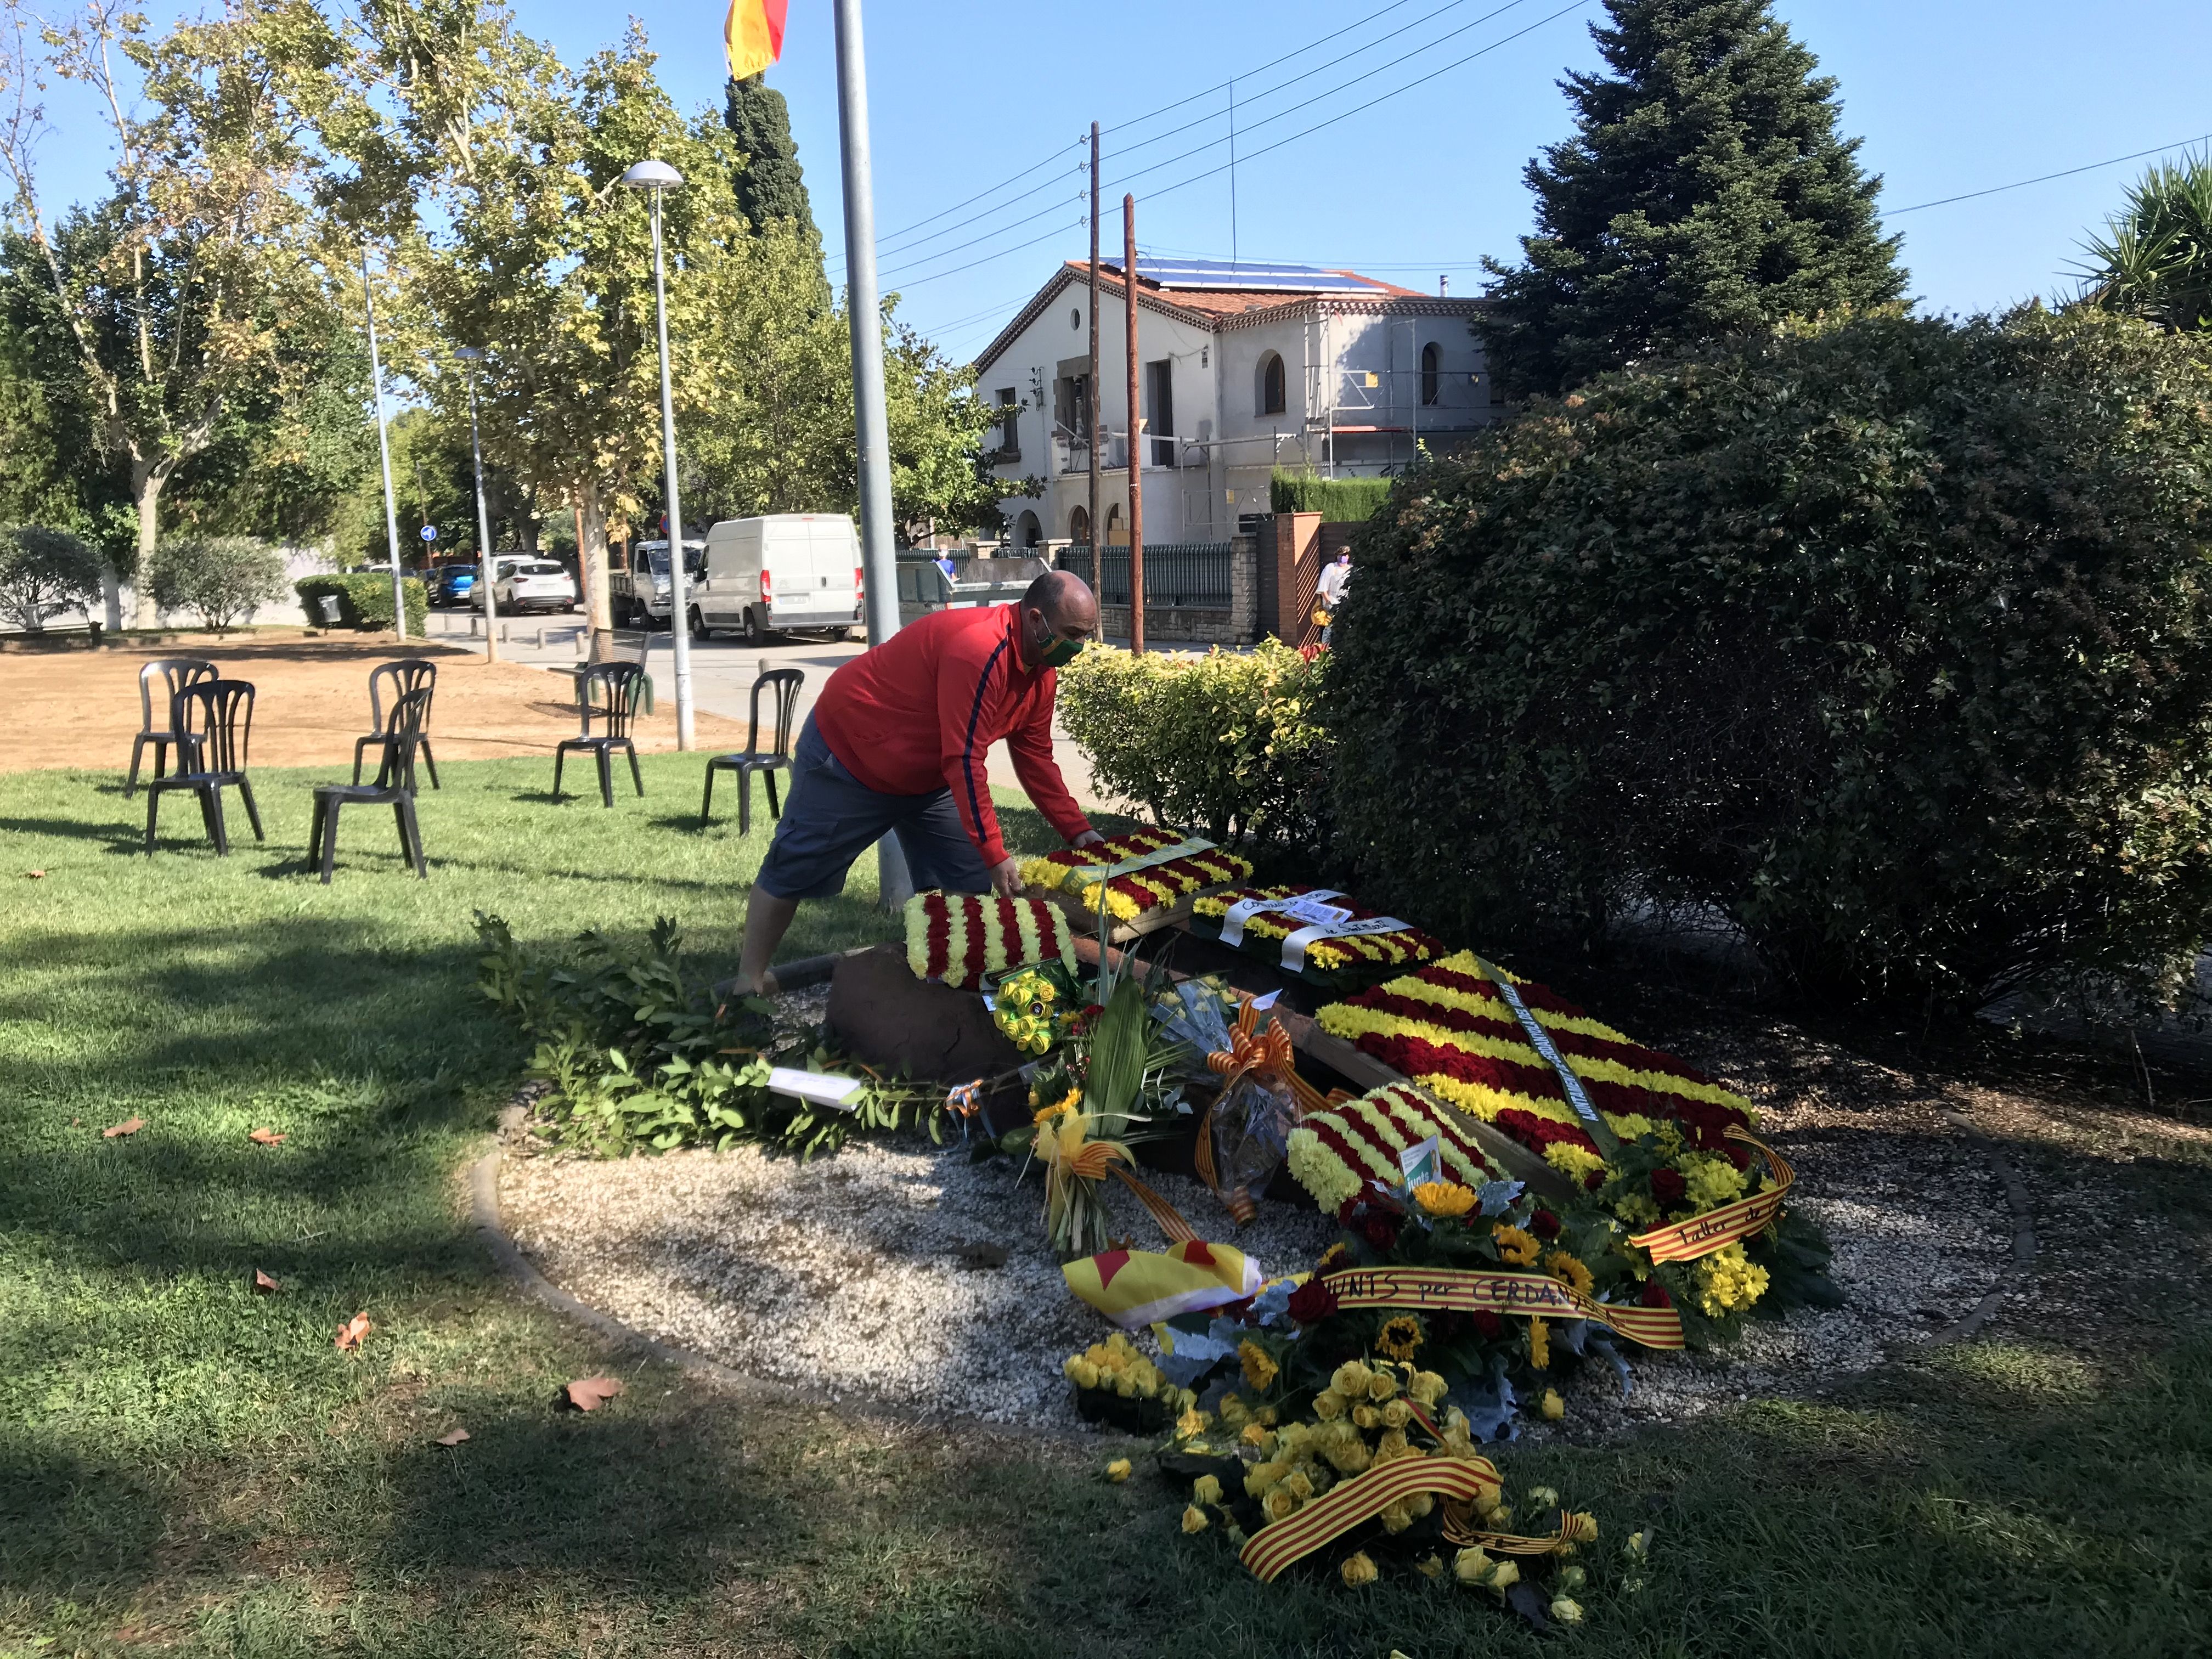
1238,1454,1502,1583
1440,1501,1596,1555
1060,836,1216,889
1318,1265,1685,1351
1629,1125,1795,1262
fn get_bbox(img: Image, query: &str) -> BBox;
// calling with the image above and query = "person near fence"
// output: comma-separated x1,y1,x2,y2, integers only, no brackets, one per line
734,569,1105,992
1316,549,1352,644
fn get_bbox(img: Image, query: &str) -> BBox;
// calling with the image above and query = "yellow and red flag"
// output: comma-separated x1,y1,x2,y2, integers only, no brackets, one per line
724,0,788,81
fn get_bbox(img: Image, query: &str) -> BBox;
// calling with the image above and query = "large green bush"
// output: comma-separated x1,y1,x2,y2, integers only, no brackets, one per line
295,571,428,634
0,524,101,630
1057,639,1330,846
1325,307,2212,1012
149,535,289,630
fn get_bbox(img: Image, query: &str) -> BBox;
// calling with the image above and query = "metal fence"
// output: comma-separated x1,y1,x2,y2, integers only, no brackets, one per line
1059,542,1233,609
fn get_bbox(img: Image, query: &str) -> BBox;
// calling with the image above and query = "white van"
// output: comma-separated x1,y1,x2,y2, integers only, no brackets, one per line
693,514,862,643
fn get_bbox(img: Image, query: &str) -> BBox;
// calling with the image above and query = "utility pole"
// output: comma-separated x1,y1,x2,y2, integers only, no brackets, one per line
833,0,912,911
361,245,406,641
455,347,500,663
1123,193,1146,654
1086,121,1101,560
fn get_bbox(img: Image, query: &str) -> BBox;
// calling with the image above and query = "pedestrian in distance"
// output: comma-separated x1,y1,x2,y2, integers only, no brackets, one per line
1315,549,1352,645
734,568,1106,993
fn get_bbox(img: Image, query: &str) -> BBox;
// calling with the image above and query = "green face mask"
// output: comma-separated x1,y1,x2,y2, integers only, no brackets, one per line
1036,634,1085,669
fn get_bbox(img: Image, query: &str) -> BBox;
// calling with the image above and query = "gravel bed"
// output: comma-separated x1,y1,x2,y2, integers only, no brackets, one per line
499,979,2035,1436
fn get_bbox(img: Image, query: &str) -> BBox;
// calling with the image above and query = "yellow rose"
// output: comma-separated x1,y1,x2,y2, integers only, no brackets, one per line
1330,1360,1373,1397
1218,1393,1249,1425
1528,1485,1560,1509
1542,1389,1565,1421
1181,1505,1210,1534
1192,1475,1222,1506
1325,1438,1373,1476
1374,1428,1412,1463
1339,1551,1379,1588
1262,1487,1298,1522
1174,1407,1210,1440
1550,1597,1584,1627
1379,1499,1415,1534
1366,1370,1399,1403
1243,1462,1282,1498
1105,1458,1131,1483
1352,1404,1381,1431
1490,1559,1521,1594
1564,1511,1600,1544
1409,1370,1448,1406
1415,1554,1445,1580
1558,1565,1588,1592
1452,1545,1493,1584
1284,1467,1316,1501
1381,1399,1414,1430
1312,1388,1347,1421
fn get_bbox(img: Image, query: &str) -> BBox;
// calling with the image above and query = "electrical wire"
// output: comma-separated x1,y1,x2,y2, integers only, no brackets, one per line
1884,132,2212,215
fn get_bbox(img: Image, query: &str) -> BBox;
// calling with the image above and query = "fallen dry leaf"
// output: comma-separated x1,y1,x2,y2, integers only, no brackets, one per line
25,869,46,878
436,1427,471,1447
334,1312,373,1351
559,1375,625,1412
247,1127,286,1146
252,1269,281,1295
102,1116,144,1139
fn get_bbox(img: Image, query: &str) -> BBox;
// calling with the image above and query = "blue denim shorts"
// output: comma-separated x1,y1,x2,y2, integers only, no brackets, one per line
753,715,994,900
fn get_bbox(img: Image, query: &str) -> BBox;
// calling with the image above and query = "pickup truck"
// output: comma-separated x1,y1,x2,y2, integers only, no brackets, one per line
610,539,704,628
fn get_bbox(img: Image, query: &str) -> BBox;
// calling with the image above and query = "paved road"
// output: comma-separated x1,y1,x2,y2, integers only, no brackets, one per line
419,608,1113,814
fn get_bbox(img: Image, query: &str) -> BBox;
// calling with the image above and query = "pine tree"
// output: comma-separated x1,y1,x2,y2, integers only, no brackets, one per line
1480,0,1904,398
723,74,819,241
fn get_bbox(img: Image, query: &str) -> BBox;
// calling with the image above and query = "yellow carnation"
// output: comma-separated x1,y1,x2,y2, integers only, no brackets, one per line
1105,1458,1131,1483
1181,1505,1210,1534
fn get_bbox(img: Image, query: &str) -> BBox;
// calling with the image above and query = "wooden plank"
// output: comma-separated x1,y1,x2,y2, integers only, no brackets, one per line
1284,1019,1578,1204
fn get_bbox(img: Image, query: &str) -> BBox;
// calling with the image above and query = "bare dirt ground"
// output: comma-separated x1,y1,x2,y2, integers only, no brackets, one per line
0,629,753,773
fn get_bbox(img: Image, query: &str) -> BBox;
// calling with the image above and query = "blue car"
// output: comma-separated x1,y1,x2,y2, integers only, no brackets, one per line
431,563,476,607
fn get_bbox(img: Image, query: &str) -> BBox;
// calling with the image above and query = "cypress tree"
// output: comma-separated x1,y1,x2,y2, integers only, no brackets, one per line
723,74,819,241
1480,0,1904,398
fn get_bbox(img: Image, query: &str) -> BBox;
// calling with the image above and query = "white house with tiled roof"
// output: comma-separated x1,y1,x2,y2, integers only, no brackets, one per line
970,256,1503,549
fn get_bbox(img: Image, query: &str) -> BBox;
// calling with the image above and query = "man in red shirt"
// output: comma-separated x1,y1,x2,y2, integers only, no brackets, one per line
736,569,1104,991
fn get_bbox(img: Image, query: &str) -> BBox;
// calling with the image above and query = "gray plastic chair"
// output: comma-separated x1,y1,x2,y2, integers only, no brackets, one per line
144,680,262,855
702,668,804,833
352,658,440,789
125,658,218,797
312,686,430,881
553,662,647,807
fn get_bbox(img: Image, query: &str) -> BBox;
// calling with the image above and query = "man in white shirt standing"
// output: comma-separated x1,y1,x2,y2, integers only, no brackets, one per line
1315,550,1352,645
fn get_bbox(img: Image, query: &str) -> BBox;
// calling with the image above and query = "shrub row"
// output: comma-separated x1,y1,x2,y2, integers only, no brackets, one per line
1268,470,1393,521
296,572,428,635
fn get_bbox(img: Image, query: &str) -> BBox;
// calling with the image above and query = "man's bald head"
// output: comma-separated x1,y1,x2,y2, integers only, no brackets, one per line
1018,568,1098,668
1024,568,1098,631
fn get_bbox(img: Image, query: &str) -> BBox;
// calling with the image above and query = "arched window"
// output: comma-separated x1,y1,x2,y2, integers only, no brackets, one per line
1257,351,1286,416
1069,505,1091,546
1420,341,1441,407
1105,504,1126,546
1014,510,1042,549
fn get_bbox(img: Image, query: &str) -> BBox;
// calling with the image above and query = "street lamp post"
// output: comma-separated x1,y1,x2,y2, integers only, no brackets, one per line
621,157,695,751
454,348,499,664
360,244,407,641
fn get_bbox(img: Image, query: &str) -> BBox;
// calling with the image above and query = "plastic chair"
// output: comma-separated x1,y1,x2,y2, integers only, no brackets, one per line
125,658,218,798
553,662,647,807
145,680,262,855
701,667,805,833
311,687,430,882
352,658,440,790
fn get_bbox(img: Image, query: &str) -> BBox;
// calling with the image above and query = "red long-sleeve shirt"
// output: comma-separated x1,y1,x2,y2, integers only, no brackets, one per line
811,603,1092,867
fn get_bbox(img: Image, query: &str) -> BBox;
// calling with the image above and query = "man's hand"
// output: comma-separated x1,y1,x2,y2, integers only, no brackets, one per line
989,856,1024,897
1071,830,1105,849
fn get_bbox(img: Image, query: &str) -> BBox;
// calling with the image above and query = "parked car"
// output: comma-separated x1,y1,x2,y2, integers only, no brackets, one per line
691,514,862,644
430,562,477,607
493,556,579,616
610,538,704,628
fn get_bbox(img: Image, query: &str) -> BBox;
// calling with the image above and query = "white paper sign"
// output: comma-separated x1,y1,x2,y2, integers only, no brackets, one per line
767,1067,867,1110
1220,889,1344,946
1280,914,1411,971
1398,1135,1441,1189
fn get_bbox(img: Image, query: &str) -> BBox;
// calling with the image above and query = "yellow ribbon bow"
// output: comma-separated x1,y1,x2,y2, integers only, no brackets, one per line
1195,997,1325,1223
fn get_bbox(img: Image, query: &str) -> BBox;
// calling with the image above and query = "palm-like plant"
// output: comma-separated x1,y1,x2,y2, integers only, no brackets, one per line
2075,150,2212,331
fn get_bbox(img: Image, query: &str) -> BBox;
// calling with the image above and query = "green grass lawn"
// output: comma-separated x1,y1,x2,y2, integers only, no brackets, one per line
4,756,2210,1658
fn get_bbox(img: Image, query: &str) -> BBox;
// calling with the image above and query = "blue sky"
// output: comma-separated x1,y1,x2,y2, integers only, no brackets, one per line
27,0,2212,366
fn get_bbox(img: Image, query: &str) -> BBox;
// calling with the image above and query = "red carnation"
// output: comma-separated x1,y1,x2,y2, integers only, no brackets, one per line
1650,1166,1688,1207
1362,1214,1400,1251
1530,1209,1561,1240
1639,1279,1673,1309
1471,1309,1505,1340
1287,1279,1340,1324
1585,1170,1604,1190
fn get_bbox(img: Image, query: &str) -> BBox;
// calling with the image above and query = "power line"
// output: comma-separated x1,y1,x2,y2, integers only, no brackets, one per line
1884,132,2212,215
883,0,1576,289
885,218,1088,292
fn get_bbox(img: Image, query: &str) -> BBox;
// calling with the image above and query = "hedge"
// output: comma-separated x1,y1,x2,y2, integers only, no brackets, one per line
1268,470,1393,521
1324,307,2212,1013
296,573,428,635
1056,639,1330,847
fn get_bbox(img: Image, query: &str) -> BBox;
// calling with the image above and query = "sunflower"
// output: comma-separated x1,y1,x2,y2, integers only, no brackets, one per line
1545,1249,1595,1299
1412,1181,1477,1218
1491,1223,1541,1267
1239,1339,1280,1392
1376,1314,1425,1362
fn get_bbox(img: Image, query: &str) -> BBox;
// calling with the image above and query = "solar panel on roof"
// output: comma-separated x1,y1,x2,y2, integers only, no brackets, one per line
1115,256,1384,293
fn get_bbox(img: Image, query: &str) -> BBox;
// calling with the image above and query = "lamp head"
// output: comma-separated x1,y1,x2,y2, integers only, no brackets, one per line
454,347,484,363
620,159,684,191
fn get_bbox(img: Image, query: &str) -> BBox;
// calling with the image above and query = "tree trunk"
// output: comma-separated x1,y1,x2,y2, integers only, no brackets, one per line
577,484,613,634
101,560,122,633
132,466,162,630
